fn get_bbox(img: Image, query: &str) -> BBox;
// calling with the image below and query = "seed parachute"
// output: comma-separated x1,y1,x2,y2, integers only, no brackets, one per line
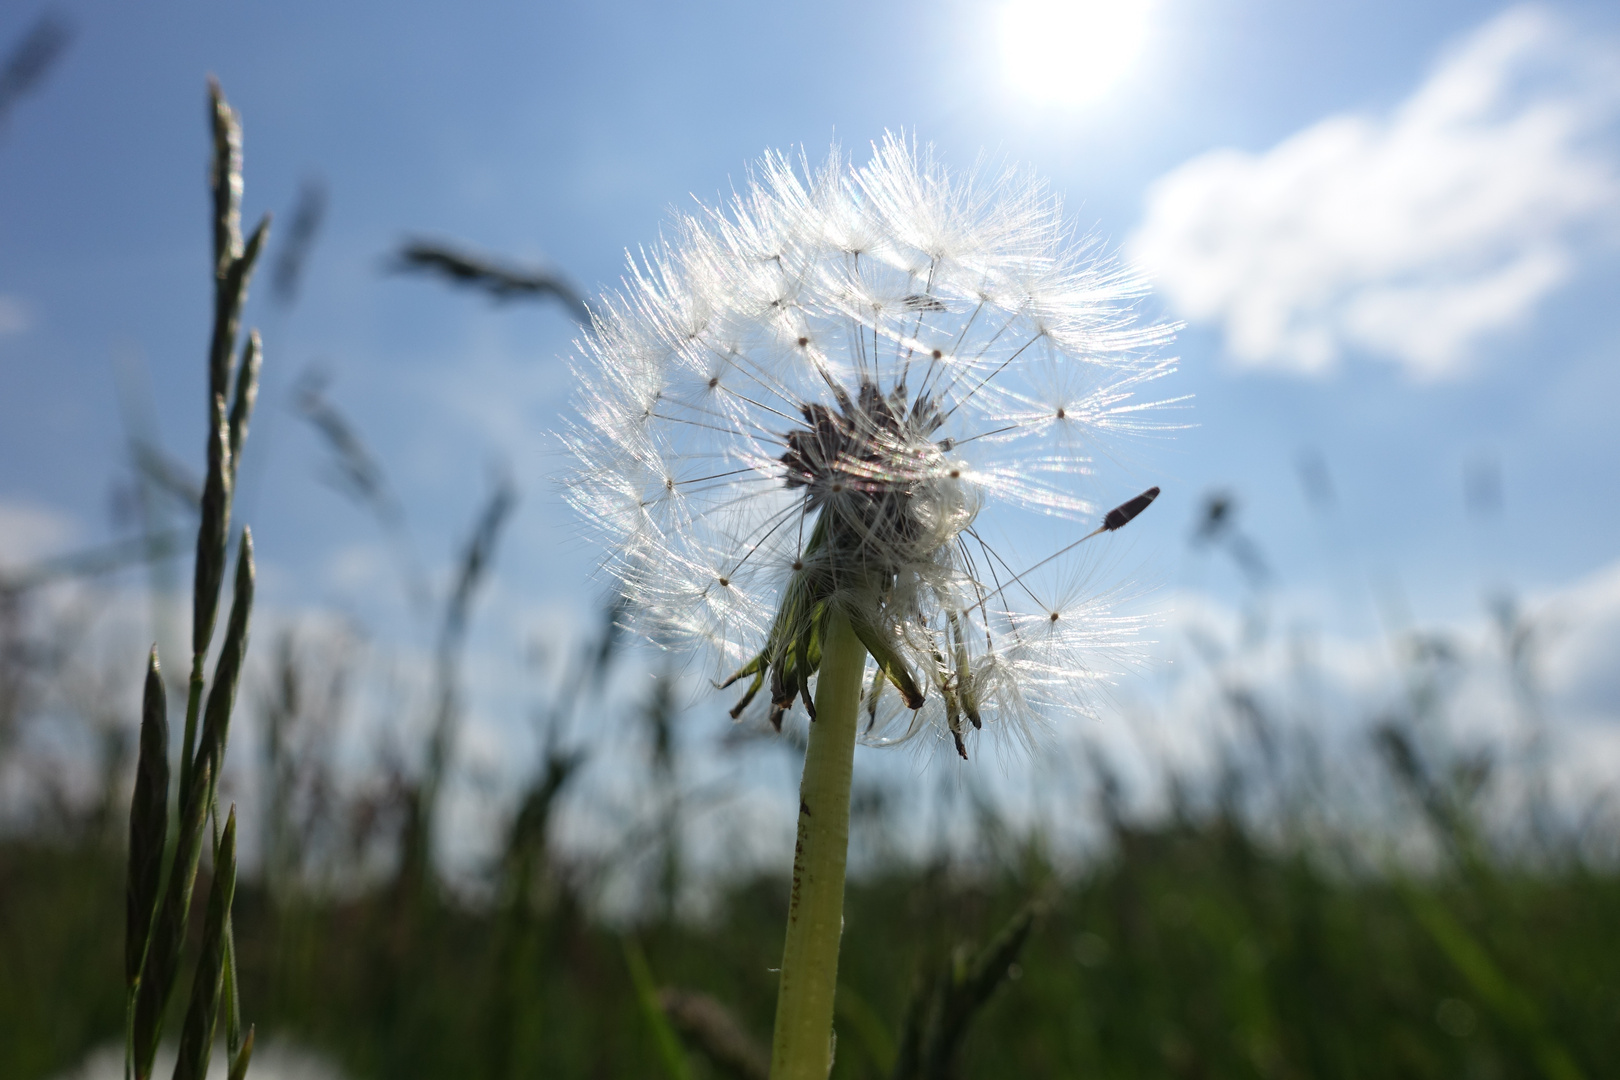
566,135,1181,758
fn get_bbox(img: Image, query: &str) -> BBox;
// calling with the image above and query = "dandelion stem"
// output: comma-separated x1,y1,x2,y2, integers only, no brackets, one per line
770,609,866,1080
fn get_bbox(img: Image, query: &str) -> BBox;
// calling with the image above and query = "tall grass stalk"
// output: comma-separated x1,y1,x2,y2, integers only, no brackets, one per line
121,77,266,1080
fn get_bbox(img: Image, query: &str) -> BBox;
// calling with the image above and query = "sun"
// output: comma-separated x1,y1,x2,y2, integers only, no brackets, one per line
999,0,1156,108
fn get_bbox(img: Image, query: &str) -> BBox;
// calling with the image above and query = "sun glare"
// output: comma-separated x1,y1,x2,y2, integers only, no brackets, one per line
999,0,1155,108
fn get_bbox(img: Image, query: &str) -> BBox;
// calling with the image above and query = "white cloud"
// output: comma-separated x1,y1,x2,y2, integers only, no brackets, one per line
1127,552,1620,825
1540,557,1620,721
322,540,393,593
0,498,77,569
1128,7,1620,379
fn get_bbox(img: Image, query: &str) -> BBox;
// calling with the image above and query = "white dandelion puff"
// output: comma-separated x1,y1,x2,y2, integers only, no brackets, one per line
565,135,1181,759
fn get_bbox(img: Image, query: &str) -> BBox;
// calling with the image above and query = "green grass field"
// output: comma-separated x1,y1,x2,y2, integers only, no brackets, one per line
5,756,1616,1080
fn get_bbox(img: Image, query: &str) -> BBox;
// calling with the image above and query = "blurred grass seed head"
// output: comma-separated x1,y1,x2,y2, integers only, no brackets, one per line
566,136,1177,757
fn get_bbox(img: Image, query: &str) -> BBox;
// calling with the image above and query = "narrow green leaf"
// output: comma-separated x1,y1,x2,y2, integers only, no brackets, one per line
660,988,769,1080
191,393,232,658
835,982,895,1077
174,808,238,1080
195,529,254,801
910,900,1042,1080
126,647,169,987
176,657,206,834
226,331,260,483
131,759,211,1080
223,918,243,1058
211,215,270,395
1405,887,1586,1080
227,1026,255,1080
622,938,692,1080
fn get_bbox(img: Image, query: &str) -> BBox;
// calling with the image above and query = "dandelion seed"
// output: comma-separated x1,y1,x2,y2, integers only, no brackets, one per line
566,135,1179,758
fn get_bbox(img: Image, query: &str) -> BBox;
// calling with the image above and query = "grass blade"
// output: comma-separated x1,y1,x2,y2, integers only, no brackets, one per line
226,331,260,483
227,1026,255,1080
195,529,254,799
1405,887,1586,1080
174,808,238,1080
659,988,769,1080
125,647,169,988
191,392,232,659
622,938,692,1080
131,759,211,1080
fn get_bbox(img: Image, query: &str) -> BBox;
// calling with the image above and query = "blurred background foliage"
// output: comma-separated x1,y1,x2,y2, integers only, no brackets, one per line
3,552,1618,1079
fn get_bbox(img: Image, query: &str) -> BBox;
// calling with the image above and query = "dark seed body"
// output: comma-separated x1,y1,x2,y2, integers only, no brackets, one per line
1103,486,1160,532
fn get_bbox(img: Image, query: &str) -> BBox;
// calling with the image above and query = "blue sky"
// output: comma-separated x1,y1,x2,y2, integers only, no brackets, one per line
2,1,1618,790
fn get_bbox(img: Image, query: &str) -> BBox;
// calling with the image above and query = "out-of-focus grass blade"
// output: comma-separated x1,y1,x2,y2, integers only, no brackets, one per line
228,1025,255,1080
390,237,593,324
270,177,326,309
622,938,692,1080
224,924,243,1059
658,988,769,1080
1404,887,1586,1080
0,13,73,124
893,899,1043,1080
835,982,895,1077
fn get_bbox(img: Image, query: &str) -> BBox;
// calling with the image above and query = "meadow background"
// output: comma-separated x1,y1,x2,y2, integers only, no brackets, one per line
2,2,1619,1077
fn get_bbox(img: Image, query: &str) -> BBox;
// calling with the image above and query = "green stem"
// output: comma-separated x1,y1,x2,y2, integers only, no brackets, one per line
123,985,136,1080
770,610,867,1080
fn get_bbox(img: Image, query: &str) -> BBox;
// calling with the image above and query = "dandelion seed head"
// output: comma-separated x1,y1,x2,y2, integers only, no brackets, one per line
566,134,1178,755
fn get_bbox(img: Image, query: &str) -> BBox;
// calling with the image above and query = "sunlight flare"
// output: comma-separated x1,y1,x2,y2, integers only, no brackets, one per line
999,0,1155,107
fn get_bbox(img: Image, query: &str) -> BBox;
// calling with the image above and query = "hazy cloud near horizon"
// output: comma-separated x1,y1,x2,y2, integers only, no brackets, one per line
1128,6,1620,380
0,498,75,568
